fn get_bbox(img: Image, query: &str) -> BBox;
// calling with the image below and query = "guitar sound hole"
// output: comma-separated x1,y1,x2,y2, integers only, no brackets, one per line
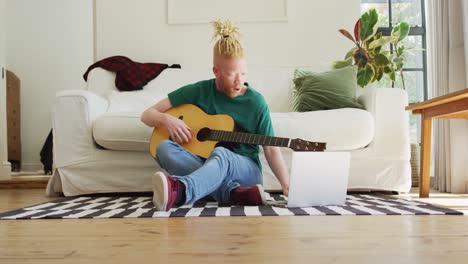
197,127,211,142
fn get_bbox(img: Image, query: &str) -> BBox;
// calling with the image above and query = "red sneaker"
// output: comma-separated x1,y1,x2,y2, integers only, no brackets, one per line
230,184,266,206
152,171,184,211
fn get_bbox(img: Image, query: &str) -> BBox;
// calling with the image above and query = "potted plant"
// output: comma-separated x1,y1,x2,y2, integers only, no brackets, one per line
333,8,410,89
334,9,421,187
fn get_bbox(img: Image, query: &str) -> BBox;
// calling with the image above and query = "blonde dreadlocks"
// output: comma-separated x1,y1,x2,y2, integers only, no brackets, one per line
211,19,244,63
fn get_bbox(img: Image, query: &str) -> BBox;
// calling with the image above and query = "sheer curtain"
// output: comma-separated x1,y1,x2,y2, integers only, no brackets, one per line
426,0,468,193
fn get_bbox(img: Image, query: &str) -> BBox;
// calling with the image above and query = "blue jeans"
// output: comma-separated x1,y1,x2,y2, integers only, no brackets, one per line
155,140,262,204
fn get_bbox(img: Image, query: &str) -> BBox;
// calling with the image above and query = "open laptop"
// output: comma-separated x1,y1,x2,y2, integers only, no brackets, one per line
286,151,350,207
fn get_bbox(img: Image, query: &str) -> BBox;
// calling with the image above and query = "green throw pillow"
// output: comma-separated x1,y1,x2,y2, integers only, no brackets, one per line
292,66,364,112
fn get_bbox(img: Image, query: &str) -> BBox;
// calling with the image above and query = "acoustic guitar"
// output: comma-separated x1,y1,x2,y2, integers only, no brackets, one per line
149,104,326,159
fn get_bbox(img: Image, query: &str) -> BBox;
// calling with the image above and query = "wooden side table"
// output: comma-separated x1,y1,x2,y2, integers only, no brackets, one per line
406,88,468,198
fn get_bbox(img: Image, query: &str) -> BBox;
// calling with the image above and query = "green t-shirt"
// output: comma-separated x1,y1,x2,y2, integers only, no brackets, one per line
168,79,274,169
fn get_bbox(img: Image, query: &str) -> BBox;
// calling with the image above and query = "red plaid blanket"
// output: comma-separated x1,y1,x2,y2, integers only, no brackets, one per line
83,56,180,91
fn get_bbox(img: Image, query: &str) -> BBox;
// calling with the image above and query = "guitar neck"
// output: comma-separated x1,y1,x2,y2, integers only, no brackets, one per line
208,129,290,148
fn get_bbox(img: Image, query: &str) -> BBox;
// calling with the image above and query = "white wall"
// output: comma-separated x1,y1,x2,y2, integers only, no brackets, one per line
96,0,360,71
4,0,359,172
0,0,11,179
6,0,94,171
464,0,468,188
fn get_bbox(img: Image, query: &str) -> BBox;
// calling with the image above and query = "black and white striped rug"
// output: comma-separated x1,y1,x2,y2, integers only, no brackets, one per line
0,193,462,219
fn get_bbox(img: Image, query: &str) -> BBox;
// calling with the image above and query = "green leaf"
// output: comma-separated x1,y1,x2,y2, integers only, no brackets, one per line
380,50,390,56
397,46,405,56
357,64,375,87
388,70,396,81
369,36,391,50
344,48,356,59
391,22,410,43
374,53,390,66
374,45,382,54
396,62,404,71
375,67,384,81
360,9,379,42
405,46,419,52
398,22,410,41
332,57,353,69
393,57,404,70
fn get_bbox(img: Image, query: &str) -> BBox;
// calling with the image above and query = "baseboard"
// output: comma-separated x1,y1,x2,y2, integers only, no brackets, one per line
0,161,11,180
0,175,50,189
20,163,44,173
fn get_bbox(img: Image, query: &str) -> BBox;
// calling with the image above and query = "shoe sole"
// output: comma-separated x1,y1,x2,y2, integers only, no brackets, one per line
152,172,169,211
256,184,267,205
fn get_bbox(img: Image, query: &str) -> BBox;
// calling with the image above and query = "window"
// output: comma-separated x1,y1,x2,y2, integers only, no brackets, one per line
361,0,427,144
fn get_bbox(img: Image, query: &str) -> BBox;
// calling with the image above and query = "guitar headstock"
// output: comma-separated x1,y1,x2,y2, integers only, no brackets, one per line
289,138,326,152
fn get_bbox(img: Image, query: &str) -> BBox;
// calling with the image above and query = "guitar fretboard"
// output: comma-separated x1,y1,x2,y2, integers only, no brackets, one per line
208,129,290,147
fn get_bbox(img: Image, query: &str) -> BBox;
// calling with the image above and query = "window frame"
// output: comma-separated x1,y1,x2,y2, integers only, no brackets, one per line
361,0,428,102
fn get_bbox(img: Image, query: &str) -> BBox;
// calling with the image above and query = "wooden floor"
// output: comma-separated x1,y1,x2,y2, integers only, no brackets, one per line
1,189,468,264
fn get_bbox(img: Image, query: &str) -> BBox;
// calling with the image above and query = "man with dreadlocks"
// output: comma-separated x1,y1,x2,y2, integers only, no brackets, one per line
141,19,289,211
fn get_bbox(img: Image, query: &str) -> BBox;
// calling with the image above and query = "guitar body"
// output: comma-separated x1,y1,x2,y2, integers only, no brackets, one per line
149,104,235,159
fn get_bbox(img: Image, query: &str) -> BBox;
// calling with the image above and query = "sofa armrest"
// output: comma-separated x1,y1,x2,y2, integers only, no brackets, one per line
357,87,410,159
52,90,108,167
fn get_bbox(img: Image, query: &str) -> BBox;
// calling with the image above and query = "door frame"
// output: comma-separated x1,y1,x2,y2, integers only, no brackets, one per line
0,0,11,180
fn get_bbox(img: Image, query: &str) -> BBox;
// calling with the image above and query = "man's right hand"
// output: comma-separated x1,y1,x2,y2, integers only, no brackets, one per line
163,114,192,144
142,98,192,144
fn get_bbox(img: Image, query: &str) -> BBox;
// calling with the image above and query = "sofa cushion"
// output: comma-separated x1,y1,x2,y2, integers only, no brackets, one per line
86,68,118,98
271,109,374,151
93,111,152,152
292,66,364,111
93,108,374,152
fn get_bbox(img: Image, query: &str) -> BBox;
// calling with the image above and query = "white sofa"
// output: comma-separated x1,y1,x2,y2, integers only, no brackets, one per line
46,67,411,196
